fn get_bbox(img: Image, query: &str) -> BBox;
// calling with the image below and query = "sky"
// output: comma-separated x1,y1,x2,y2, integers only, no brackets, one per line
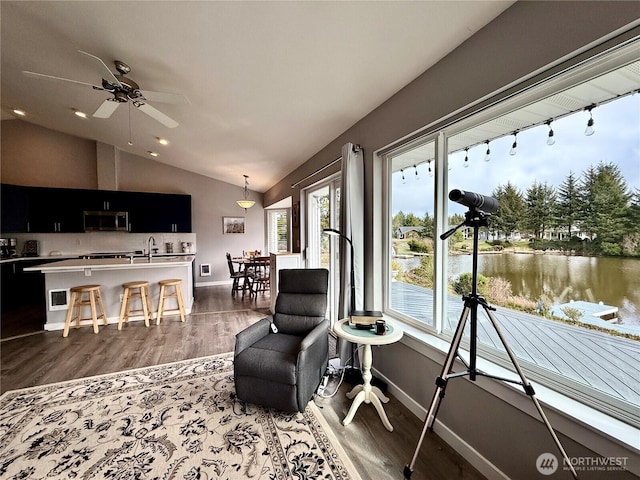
392,93,640,217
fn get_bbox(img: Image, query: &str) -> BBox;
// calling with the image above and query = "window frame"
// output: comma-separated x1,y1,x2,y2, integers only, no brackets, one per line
380,38,640,426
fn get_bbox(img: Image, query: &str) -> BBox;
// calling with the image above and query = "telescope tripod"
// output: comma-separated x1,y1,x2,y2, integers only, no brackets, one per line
404,209,577,479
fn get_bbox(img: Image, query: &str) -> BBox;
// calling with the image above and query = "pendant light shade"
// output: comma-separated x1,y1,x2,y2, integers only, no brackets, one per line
236,175,255,210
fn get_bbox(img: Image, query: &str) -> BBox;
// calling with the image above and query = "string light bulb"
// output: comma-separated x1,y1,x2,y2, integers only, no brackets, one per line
400,169,406,183
484,141,491,162
509,131,518,156
546,120,556,146
584,105,595,136
413,164,419,180
464,148,469,168
428,161,434,178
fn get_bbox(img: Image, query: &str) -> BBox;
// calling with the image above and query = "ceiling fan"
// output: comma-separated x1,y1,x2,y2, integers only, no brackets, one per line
23,50,189,128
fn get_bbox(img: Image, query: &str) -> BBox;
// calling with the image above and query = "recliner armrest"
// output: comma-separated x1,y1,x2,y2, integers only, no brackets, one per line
235,317,272,355
299,319,329,351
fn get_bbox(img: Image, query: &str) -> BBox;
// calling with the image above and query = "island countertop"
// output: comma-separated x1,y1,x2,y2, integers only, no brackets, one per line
24,255,195,273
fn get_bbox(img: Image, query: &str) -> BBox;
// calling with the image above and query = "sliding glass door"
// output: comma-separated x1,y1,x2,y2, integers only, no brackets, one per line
304,175,341,324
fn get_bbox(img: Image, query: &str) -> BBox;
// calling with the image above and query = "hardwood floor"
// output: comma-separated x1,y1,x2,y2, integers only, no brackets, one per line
0,284,486,480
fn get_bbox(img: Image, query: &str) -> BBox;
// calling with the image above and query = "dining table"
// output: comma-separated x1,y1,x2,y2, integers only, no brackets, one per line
231,256,270,297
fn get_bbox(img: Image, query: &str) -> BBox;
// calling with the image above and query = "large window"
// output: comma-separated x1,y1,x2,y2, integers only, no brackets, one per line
385,43,640,425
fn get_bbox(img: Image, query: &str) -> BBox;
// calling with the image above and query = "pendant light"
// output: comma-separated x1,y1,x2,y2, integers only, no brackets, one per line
236,175,256,210
484,141,491,162
463,148,470,168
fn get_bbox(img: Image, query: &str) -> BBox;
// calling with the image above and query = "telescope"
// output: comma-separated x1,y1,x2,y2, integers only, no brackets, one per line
449,189,499,214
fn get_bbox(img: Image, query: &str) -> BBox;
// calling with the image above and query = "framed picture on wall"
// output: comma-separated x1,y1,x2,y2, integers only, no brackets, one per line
223,216,245,234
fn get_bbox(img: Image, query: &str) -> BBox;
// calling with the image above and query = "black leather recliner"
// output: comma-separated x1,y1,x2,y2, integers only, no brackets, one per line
234,268,329,412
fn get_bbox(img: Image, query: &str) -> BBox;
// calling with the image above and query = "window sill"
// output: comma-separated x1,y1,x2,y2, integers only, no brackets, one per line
390,319,639,453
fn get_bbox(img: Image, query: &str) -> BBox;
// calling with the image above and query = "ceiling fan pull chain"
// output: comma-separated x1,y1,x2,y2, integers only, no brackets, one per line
128,101,133,146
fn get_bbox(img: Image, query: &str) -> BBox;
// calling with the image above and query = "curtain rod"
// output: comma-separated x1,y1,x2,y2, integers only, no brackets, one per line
290,144,361,189
290,156,342,189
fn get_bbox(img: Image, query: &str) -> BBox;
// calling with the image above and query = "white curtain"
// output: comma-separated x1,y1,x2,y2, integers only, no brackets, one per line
337,142,364,367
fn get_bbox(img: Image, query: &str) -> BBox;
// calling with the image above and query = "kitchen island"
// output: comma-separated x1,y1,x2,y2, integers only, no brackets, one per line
25,256,195,331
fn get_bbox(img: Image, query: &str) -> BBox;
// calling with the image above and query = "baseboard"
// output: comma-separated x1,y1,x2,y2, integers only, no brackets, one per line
195,280,231,287
372,367,509,480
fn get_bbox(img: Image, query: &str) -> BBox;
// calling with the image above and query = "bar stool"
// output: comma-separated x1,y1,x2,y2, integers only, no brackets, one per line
156,279,186,324
118,281,154,329
63,285,108,337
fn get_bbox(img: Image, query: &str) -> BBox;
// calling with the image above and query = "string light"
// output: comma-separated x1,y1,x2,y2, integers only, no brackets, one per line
413,165,419,180
428,161,433,177
484,141,491,162
401,169,406,183
546,120,555,146
464,148,469,168
584,105,595,136
509,131,518,156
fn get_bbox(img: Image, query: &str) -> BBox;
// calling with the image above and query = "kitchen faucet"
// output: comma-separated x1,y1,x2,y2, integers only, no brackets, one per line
147,236,156,260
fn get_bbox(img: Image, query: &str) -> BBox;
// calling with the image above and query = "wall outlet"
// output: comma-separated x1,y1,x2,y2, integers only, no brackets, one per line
119,293,124,303
84,268,91,277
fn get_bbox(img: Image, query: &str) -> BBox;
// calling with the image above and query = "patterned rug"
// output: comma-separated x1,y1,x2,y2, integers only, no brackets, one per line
0,353,361,480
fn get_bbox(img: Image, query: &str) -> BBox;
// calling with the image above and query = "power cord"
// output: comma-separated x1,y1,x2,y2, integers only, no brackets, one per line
316,345,364,399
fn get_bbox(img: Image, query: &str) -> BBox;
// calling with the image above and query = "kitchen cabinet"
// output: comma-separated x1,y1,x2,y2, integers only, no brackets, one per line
0,184,30,233
83,189,132,212
128,192,191,233
27,187,84,233
0,184,192,233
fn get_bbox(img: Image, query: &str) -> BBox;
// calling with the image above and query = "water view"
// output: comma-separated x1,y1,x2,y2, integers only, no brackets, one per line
397,253,640,326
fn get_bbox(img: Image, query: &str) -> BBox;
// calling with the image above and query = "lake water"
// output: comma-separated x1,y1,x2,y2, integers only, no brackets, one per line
396,253,640,326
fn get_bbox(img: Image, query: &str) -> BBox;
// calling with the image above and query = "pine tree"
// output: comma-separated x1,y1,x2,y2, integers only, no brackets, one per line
524,181,557,239
491,182,525,239
556,171,581,240
580,162,631,245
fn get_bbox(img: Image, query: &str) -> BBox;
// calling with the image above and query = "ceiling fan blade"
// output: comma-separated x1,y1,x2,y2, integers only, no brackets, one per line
22,70,103,89
93,99,120,119
139,90,191,105
136,102,179,128
77,50,122,87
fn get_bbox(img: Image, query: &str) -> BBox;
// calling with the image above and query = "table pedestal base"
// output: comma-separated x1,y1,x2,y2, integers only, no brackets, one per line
342,344,394,431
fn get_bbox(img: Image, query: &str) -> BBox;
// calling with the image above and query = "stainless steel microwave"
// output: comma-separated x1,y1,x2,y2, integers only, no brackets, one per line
83,211,129,232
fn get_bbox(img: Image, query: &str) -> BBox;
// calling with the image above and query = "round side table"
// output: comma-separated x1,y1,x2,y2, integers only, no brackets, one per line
333,318,403,431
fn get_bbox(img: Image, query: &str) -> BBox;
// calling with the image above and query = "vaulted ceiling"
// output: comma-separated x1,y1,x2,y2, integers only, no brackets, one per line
1,1,513,192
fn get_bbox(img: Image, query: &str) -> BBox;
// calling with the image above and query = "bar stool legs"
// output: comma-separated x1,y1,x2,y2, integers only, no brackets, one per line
157,279,186,324
118,281,154,329
63,285,108,337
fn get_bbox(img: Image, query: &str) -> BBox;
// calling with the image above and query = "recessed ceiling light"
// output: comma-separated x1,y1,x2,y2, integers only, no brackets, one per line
148,151,159,157
73,109,88,118
157,137,169,146
12,108,26,116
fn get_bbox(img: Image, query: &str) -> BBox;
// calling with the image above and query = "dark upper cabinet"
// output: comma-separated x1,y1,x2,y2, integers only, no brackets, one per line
83,189,132,212
0,184,191,233
27,187,84,233
128,192,191,233
1,184,30,233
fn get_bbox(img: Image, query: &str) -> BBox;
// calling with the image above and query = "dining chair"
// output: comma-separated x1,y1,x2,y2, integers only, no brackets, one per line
226,252,251,297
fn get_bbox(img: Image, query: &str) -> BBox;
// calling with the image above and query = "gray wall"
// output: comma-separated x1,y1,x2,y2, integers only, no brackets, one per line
1,119,264,284
263,2,640,479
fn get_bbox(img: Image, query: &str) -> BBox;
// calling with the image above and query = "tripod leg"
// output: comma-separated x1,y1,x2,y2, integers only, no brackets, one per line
483,306,578,480
404,305,470,479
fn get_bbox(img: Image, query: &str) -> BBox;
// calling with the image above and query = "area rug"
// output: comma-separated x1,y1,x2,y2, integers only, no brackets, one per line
0,353,361,480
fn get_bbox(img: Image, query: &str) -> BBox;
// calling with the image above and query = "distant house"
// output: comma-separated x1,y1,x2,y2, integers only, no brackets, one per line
396,226,425,239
